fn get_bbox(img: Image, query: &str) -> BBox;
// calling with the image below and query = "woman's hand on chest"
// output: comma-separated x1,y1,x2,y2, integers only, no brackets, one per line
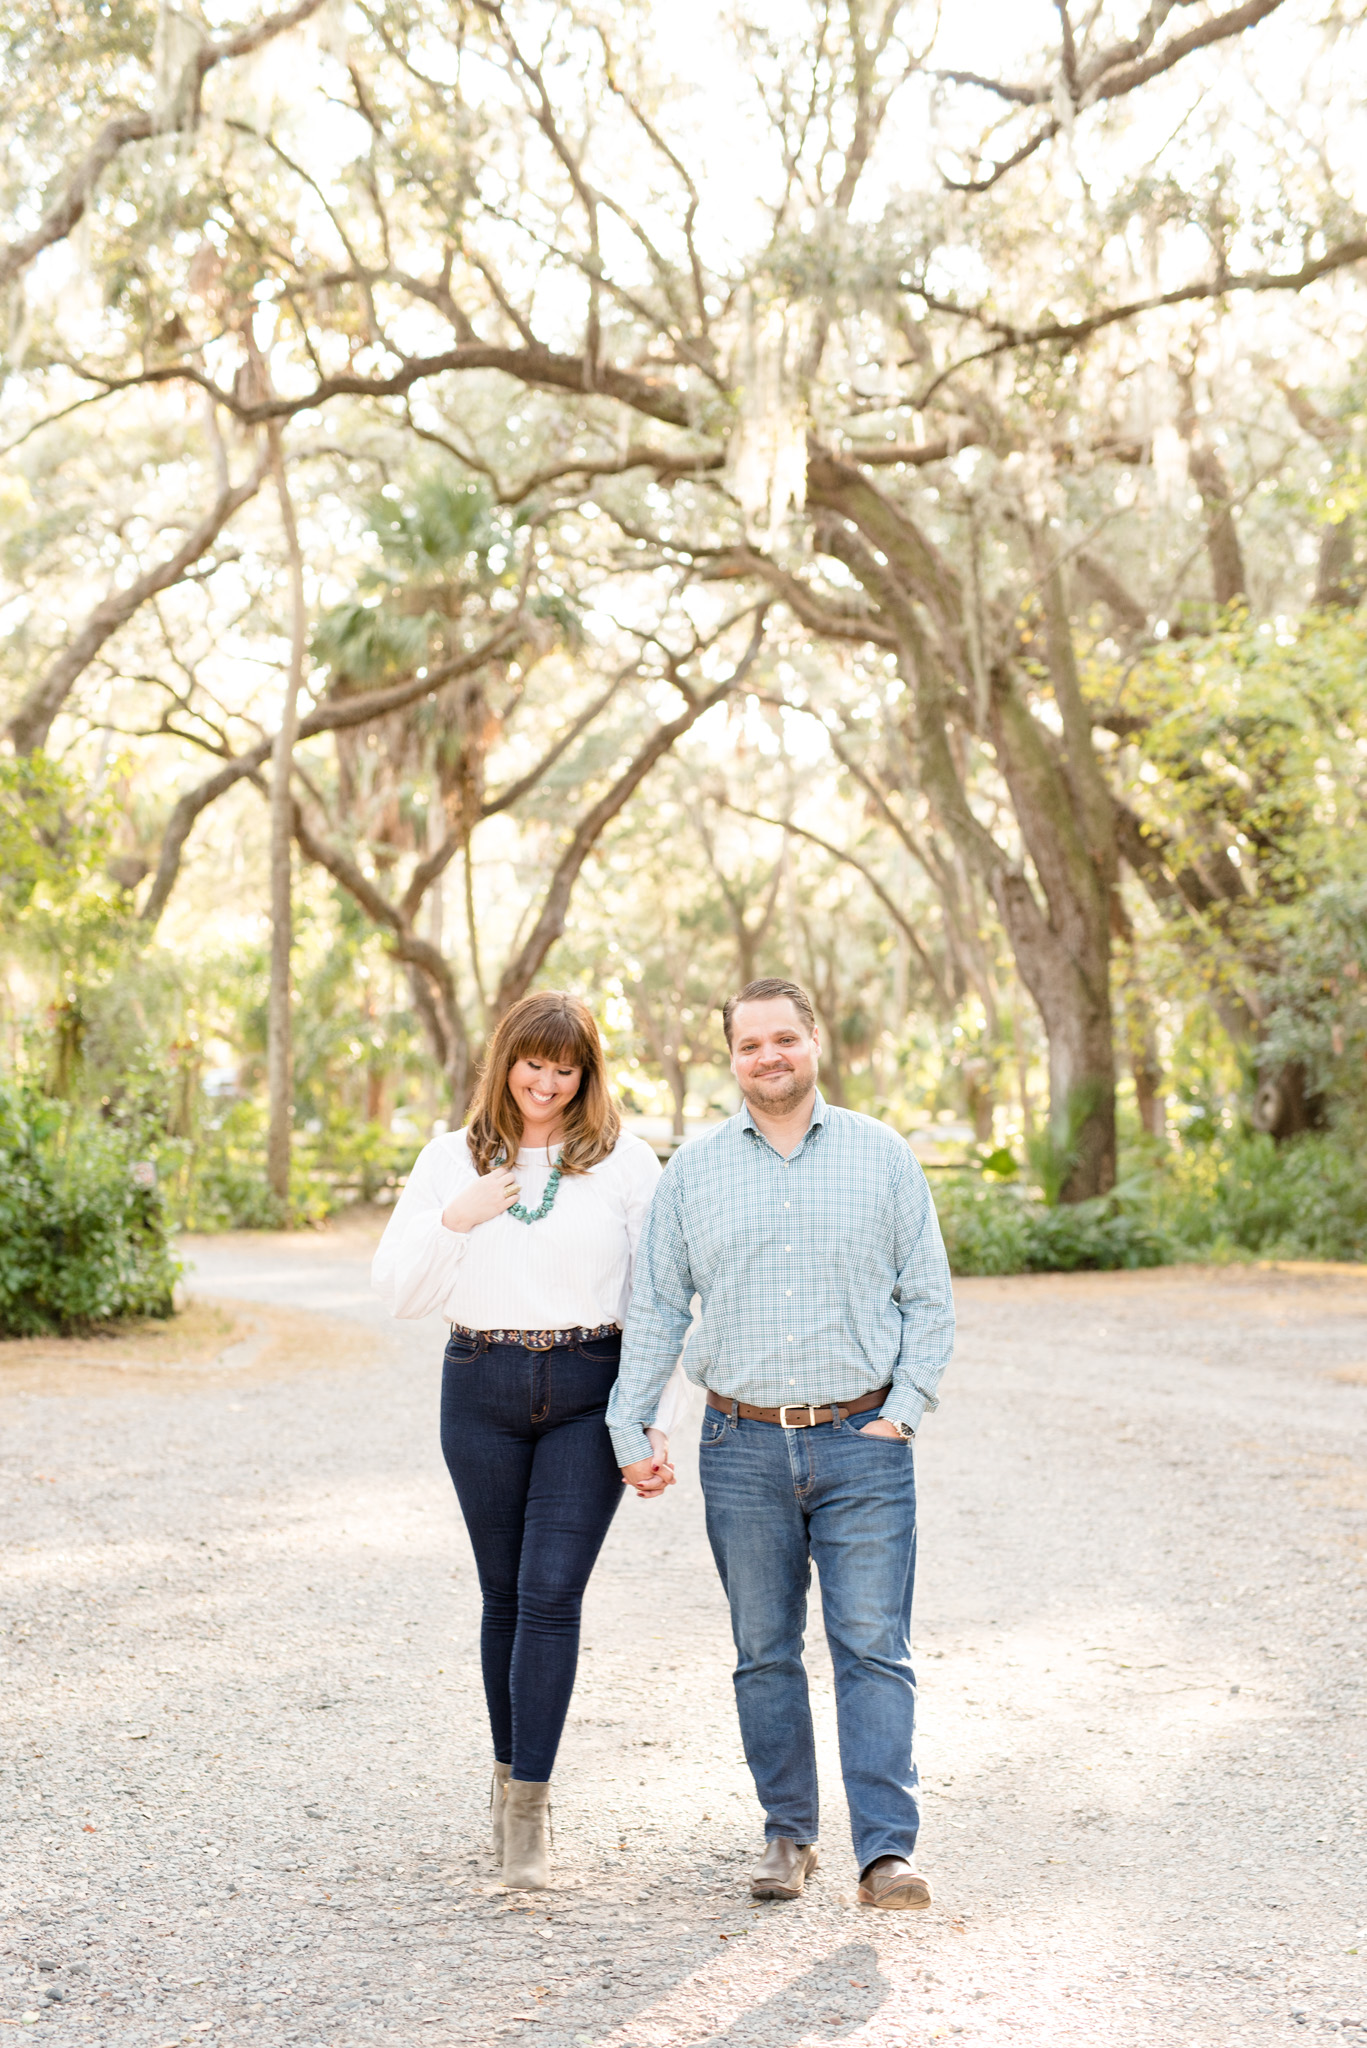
442,1165,522,1234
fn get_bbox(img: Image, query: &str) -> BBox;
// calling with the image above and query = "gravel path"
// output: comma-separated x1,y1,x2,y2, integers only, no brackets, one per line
3,1223,1366,2047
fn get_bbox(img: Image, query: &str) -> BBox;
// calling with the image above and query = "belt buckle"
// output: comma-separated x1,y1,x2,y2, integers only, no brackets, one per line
778,1403,817,1428
525,1330,556,1350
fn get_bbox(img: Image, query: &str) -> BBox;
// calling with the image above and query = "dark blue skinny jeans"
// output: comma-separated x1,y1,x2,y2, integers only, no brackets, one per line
439,1329,623,1783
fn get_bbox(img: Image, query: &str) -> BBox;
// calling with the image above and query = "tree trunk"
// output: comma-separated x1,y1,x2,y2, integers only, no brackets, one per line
1250,1060,1325,1140
818,1029,848,1106
266,428,306,1210
1178,372,1247,610
804,451,1120,1199
1119,965,1166,1140
402,962,472,1122
961,1058,994,1145
983,668,1118,1199
1013,1013,1037,1142
1314,515,1356,609
665,1054,687,1137
995,869,1117,1198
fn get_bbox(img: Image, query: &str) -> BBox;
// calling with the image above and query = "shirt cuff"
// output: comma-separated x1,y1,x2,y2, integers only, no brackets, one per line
610,1424,654,1467
882,1385,928,1433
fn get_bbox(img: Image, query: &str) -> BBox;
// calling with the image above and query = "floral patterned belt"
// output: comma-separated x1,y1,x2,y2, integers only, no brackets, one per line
448,1320,622,1351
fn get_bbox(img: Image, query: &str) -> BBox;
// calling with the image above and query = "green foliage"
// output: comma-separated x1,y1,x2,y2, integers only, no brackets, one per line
362,475,495,571
0,754,132,970
312,599,436,684
0,754,84,914
936,1174,1175,1277
1167,1131,1367,1263
1025,1081,1106,1206
175,1099,420,1232
176,1099,286,1232
938,1128,1367,1274
299,1113,416,1208
1258,877,1367,1113
312,472,521,689
0,1085,181,1335
1122,614,1367,982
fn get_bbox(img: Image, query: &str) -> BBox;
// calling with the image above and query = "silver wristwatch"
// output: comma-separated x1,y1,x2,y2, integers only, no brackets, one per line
890,1418,915,1440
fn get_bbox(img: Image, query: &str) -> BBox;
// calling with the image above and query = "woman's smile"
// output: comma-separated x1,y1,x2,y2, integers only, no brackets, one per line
509,1056,583,1138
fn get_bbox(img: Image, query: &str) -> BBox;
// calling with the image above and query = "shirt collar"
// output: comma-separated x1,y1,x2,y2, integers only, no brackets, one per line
740,1087,828,1148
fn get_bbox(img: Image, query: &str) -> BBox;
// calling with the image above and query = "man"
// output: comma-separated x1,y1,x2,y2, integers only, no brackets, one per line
607,978,954,1911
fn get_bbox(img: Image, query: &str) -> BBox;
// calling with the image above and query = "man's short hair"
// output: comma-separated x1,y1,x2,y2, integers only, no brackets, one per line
722,978,817,1048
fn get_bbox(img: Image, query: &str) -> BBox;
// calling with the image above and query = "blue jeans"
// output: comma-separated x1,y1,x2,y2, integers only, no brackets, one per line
440,1331,624,1782
700,1402,919,1873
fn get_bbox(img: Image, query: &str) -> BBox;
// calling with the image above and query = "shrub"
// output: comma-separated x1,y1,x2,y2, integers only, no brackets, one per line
1168,1130,1367,1262
176,1099,285,1231
174,1099,417,1230
933,1177,1032,1276
935,1174,1176,1277
934,1128,1367,1276
0,1087,181,1335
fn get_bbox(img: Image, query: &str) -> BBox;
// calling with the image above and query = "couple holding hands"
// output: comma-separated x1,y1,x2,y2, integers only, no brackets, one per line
372,978,955,1911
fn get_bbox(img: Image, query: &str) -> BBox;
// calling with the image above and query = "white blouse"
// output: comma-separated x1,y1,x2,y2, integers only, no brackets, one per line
371,1125,689,1440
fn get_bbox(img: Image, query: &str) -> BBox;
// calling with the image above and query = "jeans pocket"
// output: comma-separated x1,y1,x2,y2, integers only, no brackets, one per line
445,1334,482,1365
576,1338,622,1365
854,1418,908,1444
700,1409,730,1446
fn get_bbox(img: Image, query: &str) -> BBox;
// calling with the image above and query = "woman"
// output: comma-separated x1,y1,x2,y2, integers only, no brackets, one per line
372,991,681,1891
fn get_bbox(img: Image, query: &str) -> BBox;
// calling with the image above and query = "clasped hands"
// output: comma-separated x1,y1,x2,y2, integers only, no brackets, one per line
622,1415,903,1499
621,1427,674,1500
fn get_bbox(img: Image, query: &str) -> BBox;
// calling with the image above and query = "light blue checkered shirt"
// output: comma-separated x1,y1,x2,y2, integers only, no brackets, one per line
608,1091,955,1465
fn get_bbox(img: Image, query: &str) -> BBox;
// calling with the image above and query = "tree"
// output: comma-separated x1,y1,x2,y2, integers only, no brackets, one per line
127,447,769,1113
264,418,306,1203
6,0,1367,1190
1112,608,1367,1134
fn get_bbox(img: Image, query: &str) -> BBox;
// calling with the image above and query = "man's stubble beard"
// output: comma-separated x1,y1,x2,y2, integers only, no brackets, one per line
740,1068,812,1116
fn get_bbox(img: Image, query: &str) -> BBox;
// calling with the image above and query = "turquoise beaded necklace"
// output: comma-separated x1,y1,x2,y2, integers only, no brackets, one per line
506,1155,563,1225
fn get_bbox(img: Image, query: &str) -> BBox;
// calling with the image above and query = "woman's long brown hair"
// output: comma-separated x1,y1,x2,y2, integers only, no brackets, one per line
464,991,621,1176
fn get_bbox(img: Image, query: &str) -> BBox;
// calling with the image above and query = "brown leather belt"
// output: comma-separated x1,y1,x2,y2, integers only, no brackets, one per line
706,1386,891,1429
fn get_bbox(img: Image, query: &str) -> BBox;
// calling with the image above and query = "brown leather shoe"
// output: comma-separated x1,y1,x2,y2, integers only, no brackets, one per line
750,1837,819,1900
857,1855,932,1910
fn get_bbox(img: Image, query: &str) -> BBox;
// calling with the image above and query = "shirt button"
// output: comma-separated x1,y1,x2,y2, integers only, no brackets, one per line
786,1334,793,1342
784,1201,790,1209
786,1290,792,1297
785,1244,791,1252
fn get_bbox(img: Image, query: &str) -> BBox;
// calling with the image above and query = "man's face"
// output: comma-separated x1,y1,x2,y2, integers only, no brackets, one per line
729,997,821,1115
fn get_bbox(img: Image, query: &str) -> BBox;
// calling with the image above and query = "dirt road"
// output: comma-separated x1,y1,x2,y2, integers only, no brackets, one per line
3,1222,1365,2046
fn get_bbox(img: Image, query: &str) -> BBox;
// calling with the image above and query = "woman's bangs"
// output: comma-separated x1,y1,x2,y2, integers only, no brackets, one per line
511,1017,595,1071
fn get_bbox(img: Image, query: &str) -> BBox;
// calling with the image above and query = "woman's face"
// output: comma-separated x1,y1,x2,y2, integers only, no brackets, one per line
508,1053,583,1133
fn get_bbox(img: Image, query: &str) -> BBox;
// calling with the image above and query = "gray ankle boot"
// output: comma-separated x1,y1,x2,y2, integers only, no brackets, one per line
490,1761,511,1861
501,1778,552,1890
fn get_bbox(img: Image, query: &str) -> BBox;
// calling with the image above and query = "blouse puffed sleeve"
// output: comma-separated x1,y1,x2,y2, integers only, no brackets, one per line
371,1135,473,1320
620,1131,664,1285
616,1132,692,1440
